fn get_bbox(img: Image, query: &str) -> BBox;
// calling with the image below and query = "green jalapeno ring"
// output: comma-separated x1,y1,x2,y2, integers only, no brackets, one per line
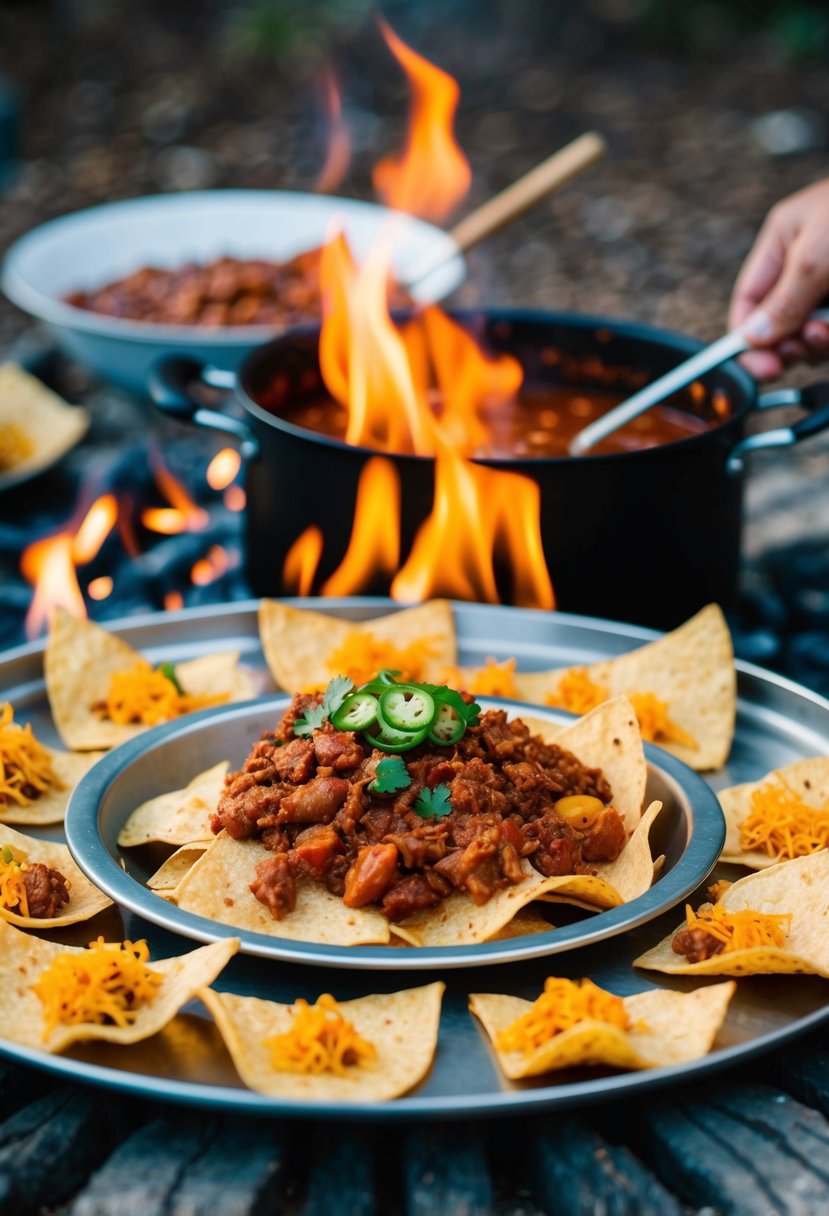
379,686,436,733
329,692,378,733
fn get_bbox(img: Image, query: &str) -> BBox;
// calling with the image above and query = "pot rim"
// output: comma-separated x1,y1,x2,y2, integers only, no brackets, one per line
231,307,758,466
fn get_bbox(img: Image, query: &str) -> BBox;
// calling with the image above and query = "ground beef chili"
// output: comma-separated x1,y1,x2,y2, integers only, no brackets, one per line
211,695,628,923
22,863,71,919
671,926,725,963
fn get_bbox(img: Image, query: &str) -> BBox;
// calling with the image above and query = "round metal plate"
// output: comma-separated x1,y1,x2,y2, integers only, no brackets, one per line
2,598,829,1120
64,695,724,970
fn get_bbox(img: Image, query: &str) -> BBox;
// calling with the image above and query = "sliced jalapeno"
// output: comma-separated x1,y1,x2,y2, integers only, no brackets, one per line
379,687,436,733
364,723,429,753
428,702,465,745
330,692,378,733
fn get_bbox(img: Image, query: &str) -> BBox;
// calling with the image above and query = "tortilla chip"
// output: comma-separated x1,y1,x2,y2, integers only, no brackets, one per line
512,605,735,771
487,907,555,941
258,600,457,690
174,832,392,945
634,850,829,977
118,762,228,848
0,745,103,826
469,980,735,1078
147,843,211,893
720,758,829,869
45,610,255,750
0,364,89,489
0,824,112,928
199,981,444,1101
0,919,238,1053
525,695,648,831
541,799,664,908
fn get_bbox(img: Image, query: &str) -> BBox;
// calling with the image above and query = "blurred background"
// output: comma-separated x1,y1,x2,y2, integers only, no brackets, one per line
1,0,828,680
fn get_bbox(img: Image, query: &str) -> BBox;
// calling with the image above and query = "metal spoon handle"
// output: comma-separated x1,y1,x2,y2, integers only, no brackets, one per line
569,309,829,457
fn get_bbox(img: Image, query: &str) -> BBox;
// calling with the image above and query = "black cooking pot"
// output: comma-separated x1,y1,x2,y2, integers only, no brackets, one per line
149,309,829,629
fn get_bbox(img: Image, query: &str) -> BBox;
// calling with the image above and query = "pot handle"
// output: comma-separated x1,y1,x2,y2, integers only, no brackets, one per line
726,381,829,477
148,355,260,461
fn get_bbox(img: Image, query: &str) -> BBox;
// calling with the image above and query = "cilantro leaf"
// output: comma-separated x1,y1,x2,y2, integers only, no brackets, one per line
369,755,412,795
322,674,354,720
158,661,184,694
414,783,453,820
293,703,326,738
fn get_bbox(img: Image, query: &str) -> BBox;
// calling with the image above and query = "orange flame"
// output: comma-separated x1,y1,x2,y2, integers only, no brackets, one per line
87,576,113,601
372,20,471,222
391,446,555,610
206,448,241,491
21,494,120,640
322,458,401,596
224,485,246,512
192,545,231,587
283,526,324,596
314,71,351,194
164,591,184,612
142,460,209,534
320,239,431,453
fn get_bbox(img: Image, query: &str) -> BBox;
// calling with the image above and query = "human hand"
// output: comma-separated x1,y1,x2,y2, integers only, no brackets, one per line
729,178,829,379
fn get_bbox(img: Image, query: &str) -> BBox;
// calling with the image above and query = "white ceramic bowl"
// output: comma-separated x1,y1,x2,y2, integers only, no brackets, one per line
1,190,464,396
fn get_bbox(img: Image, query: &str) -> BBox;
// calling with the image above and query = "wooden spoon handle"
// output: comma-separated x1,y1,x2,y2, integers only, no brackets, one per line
447,131,607,254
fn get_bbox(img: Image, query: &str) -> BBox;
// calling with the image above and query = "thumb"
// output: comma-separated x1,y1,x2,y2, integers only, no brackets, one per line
742,232,829,345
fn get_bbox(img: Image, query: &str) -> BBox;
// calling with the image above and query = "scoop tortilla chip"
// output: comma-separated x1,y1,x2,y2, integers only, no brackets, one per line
45,610,255,750
147,843,211,894
634,850,829,977
258,599,457,690
720,758,829,869
487,907,554,941
118,762,228,848
0,745,103,827
469,981,735,1078
0,824,112,928
174,832,392,946
512,605,735,771
0,364,89,488
199,981,444,1101
525,695,648,831
0,919,238,1053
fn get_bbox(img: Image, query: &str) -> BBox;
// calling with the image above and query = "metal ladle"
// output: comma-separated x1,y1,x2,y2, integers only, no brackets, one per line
568,309,829,457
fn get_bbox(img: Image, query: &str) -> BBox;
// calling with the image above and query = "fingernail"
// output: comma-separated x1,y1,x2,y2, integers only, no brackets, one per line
804,321,829,346
741,310,773,340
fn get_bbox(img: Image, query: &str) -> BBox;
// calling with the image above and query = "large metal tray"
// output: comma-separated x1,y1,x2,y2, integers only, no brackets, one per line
2,598,829,1119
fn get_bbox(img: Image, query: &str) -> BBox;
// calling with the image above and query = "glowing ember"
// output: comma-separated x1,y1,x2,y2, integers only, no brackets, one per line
191,545,231,587
22,535,85,640
322,458,401,596
142,460,209,535
314,70,351,195
283,526,324,597
73,494,118,563
206,449,242,491
391,445,555,610
224,485,246,512
372,20,471,222
87,576,113,601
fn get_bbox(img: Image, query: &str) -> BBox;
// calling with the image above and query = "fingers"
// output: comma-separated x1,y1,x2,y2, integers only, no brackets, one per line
741,220,829,346
729,208,789,332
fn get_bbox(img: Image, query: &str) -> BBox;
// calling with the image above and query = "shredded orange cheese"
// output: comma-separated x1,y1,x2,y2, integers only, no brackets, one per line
544,672,697,748
266,993,378,1076
627,692,698,749
0,702,61,809
682,903,792,953
495,977,629,1057
94,661,227,727
31,937,163,1041
465,658,519,699
0,846,30,916
545,668,609,716
0,421,33,471
323,632,439,689
738,777,829,860
706,879,733,904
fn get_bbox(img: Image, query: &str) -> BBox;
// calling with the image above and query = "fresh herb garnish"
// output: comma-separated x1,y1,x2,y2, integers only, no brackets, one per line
414,783,453,820
322,674,354,720
420,684,481,727
293,703,327,738
369,755,412,795
159,662,184,694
